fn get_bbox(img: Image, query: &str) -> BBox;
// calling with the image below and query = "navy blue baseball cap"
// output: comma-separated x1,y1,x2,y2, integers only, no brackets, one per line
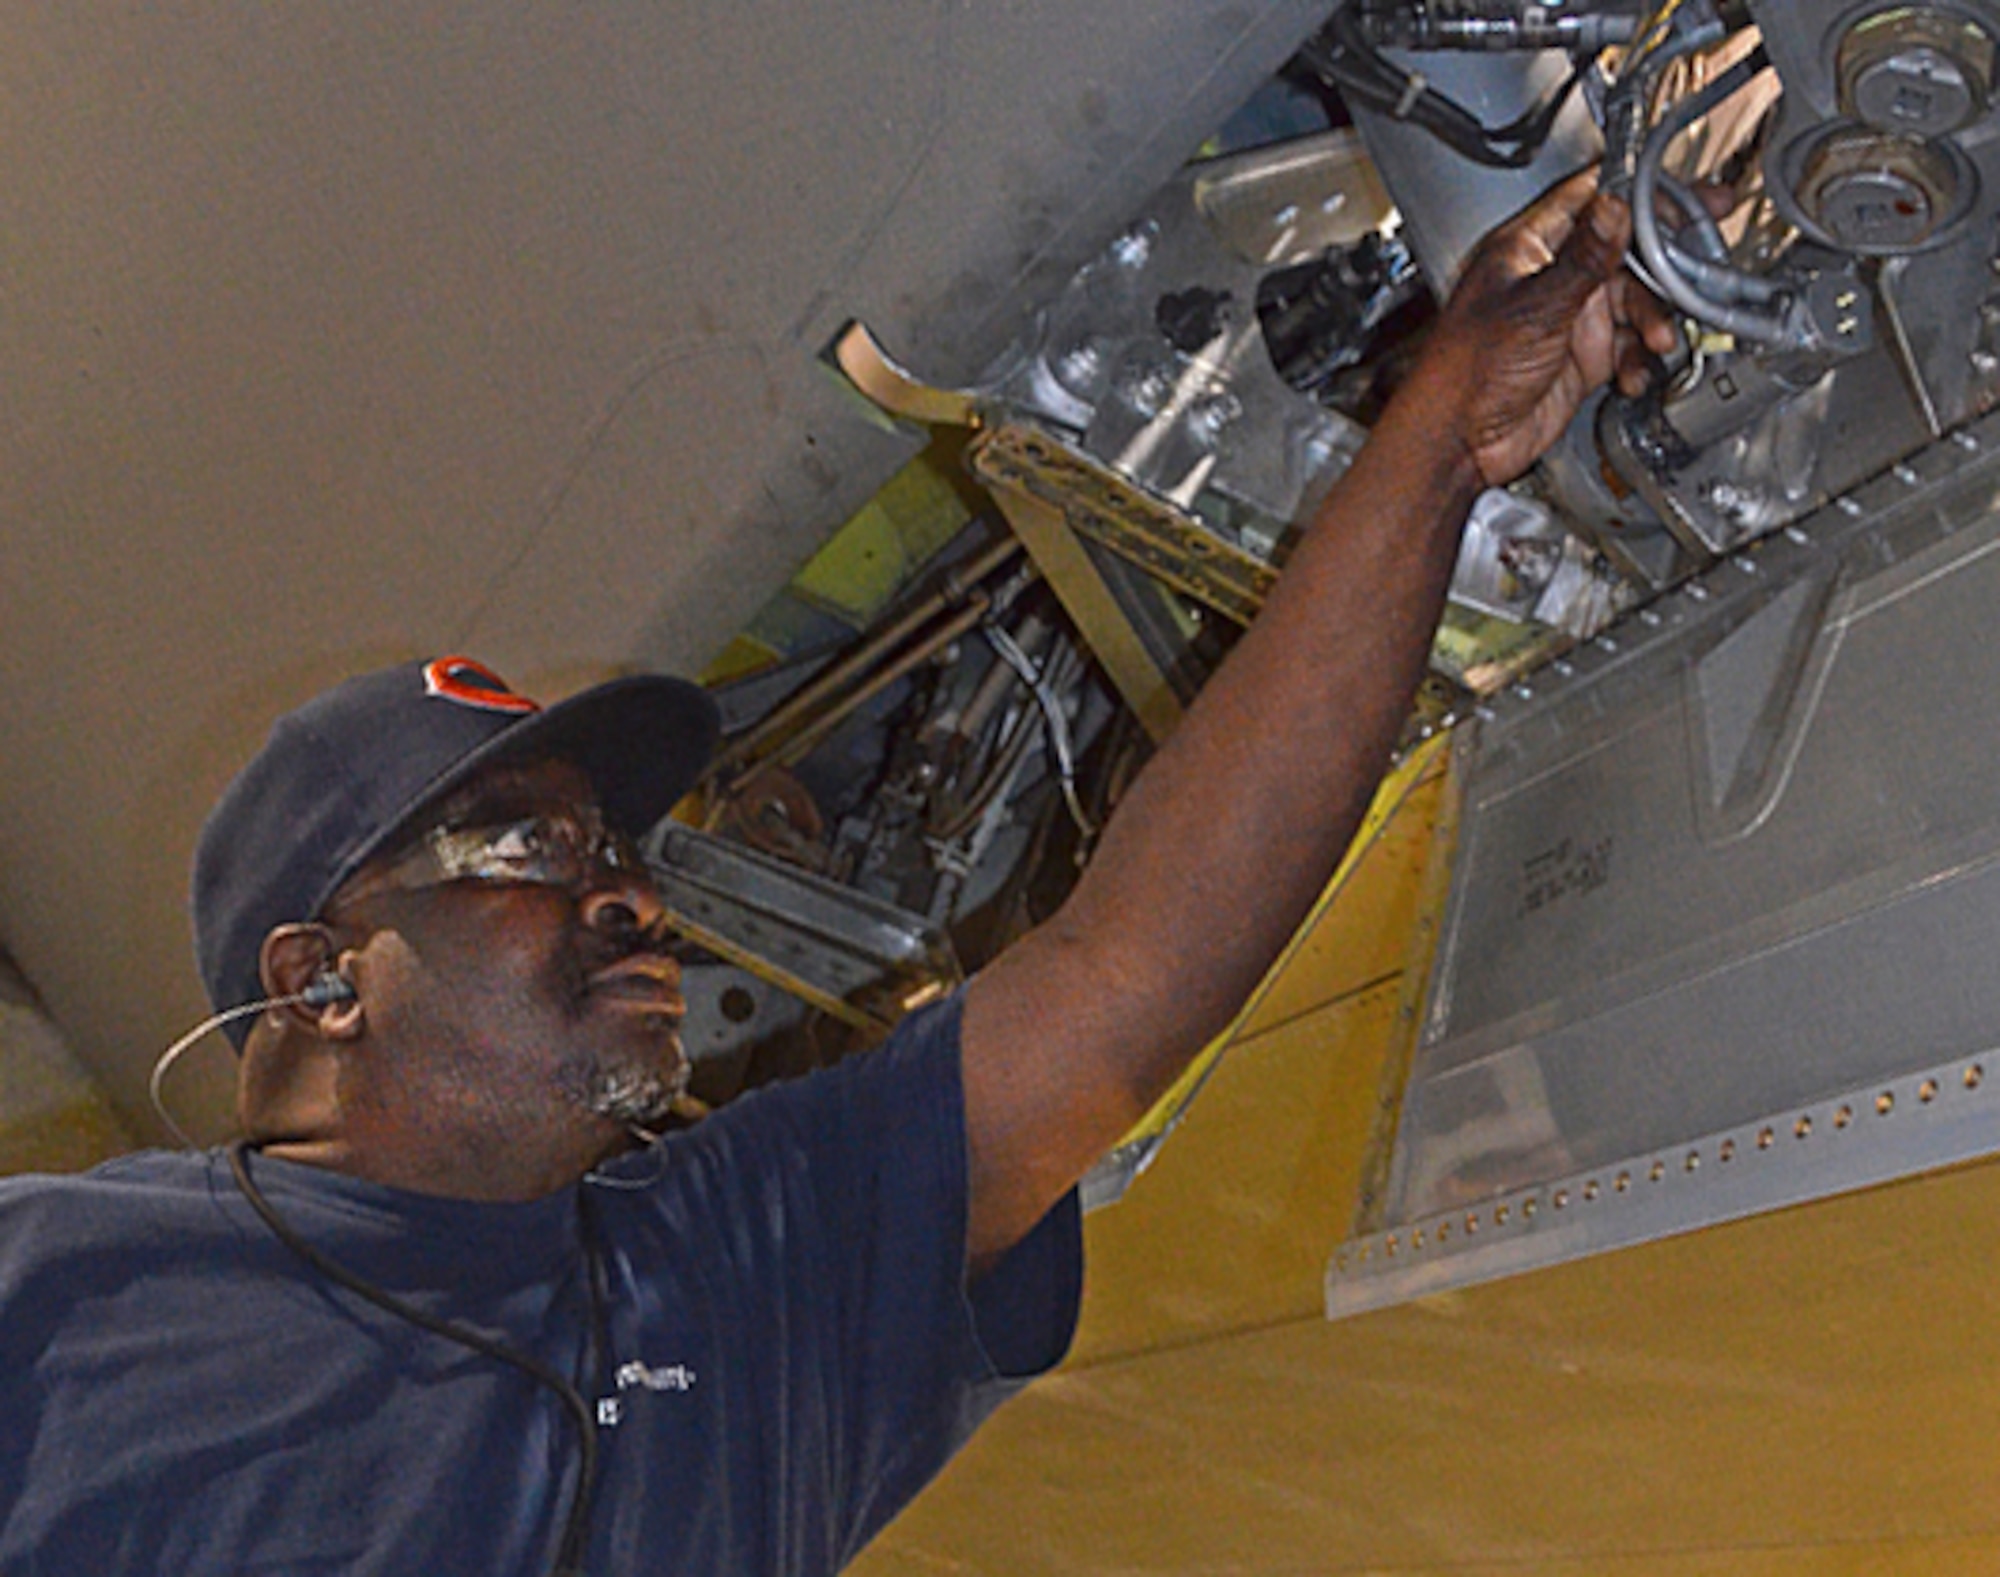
192,655,719,1044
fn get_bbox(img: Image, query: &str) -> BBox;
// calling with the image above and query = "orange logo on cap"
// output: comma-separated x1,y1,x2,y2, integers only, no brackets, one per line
422,656,541,715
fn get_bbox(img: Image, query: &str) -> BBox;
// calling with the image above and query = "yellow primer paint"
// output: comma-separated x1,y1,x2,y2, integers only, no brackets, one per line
699,632,786,689
1107,733,1452,1160
872,1156,2000,1574
790,453,973,627
700,443,982,688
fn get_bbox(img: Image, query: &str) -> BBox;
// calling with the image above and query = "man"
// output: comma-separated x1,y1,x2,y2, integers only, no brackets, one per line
0,175,1671,1574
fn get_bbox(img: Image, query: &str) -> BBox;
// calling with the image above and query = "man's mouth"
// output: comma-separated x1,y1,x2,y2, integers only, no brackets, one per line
584,956,687,1018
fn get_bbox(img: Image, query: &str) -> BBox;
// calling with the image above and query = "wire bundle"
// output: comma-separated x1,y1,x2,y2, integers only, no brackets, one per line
1626,42,1788,341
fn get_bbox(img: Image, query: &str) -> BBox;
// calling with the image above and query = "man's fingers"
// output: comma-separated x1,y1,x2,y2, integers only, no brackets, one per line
1487,188,1630,341
1562,192,1632,286
1639,293,1680,357
1613,326,1659,398
1507,192,1629,336
1516,166,1601,248
1466,166,1600,286
1428,168,1687,477
1612,266,1683,358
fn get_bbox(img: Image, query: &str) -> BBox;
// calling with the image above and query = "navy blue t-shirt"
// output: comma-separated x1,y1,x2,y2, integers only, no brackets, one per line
0,994,1081,1575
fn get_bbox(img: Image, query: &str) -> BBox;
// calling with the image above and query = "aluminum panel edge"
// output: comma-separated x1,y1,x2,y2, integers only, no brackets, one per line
1328,1046,2000,1317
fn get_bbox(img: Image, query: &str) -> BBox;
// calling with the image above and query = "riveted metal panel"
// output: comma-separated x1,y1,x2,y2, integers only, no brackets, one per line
1333,411,2000,1314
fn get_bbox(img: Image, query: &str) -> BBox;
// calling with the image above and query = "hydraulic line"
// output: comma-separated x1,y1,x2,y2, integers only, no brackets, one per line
1298,3,1592,169
1600,0,1725,197
760,589,1004,774
1356,0,1641,53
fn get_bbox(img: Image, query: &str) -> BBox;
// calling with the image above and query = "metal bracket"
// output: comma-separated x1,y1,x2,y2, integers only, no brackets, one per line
971,423,1278,626
983,479,1187,744
830,321,979,428
645,822,960,1033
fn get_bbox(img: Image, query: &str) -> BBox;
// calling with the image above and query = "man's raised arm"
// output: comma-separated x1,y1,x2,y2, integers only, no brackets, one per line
959,173,1677,1266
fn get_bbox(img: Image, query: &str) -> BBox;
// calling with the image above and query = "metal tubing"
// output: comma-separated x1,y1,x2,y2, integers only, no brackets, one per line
709,534,1023,778
764,592,1002,773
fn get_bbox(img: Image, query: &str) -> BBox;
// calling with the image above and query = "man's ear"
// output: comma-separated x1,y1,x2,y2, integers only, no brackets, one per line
258,923,364,1041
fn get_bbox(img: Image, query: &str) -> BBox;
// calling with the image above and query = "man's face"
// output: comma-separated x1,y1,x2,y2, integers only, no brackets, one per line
325,758,689,1139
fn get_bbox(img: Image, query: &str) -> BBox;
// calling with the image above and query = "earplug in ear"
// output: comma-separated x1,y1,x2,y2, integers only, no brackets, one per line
301,971,356,1007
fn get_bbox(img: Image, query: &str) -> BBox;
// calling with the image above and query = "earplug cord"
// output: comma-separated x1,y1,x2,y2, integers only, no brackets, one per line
150,974,356,1148
227,1141,601,1577
148,993,313,1148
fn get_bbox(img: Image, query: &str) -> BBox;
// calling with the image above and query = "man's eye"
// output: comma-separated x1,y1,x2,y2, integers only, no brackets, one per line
484,822,544,863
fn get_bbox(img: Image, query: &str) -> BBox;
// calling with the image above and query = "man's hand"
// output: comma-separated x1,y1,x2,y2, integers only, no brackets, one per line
1400,170,1679,489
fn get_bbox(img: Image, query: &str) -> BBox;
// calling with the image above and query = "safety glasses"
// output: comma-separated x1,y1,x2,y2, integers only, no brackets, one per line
336,808,649,905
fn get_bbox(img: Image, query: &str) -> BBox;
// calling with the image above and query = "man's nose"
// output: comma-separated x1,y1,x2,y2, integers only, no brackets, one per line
578,862,670,944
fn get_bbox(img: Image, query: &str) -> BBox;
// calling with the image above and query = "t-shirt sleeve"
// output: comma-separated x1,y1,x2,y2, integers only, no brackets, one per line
640,989,1082,1566
832,990,1082,1382
811,991,1083,1557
